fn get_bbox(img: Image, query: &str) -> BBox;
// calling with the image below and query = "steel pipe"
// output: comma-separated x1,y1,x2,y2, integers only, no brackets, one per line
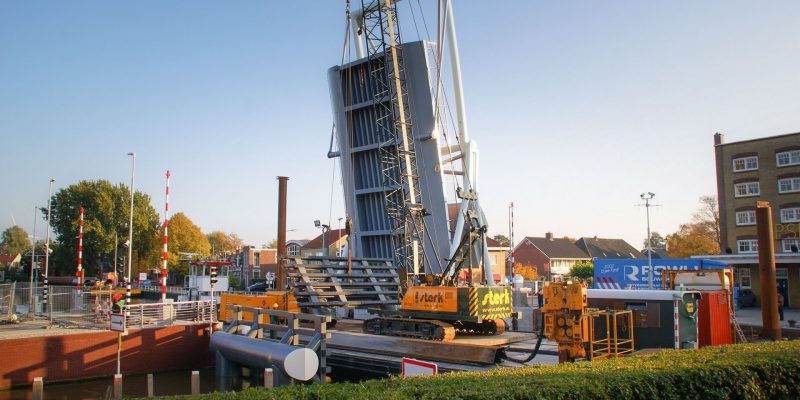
210,332,318,381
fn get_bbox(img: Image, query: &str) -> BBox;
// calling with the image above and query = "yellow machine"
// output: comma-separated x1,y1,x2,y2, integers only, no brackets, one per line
541,282,635,362
362,201,514,341
219,292,299,323
541,282,590,361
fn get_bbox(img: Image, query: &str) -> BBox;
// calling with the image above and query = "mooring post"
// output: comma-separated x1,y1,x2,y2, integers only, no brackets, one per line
756,201,782,341
147,373,154,398
264,368,274,388
113,374,123,399
191,370,200,395
32,377,43,400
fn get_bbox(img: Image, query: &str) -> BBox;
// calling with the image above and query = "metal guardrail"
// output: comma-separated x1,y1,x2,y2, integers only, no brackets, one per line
130,284,187,294
123,300,215,329
0,283,15,320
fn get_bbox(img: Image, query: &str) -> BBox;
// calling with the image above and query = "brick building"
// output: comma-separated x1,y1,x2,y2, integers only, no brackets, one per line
708,132,800,307
513,233,591,279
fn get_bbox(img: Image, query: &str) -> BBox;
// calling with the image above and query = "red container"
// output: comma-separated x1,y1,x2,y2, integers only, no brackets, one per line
697,290,732,347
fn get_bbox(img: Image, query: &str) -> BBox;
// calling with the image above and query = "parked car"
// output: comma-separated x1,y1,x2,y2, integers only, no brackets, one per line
247,281,273,293
84,277,100,287
739,289,756,308
139,280,152,287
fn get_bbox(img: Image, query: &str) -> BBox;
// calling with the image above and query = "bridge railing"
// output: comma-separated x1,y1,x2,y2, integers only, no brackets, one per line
123,300,215,329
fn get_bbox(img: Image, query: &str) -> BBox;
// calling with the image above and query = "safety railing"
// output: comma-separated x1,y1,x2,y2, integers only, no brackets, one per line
587,309,635,360
130,283,187,294
0,283,15,320
123,300,215,329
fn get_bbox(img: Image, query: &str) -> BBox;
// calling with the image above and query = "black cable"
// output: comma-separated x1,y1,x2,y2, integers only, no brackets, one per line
503,313,545,364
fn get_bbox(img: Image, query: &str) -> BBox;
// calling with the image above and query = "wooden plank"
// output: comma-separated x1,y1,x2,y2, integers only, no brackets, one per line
286,256,402,310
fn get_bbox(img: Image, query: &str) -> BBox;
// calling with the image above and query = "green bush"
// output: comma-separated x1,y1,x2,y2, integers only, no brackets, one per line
164,341,800,400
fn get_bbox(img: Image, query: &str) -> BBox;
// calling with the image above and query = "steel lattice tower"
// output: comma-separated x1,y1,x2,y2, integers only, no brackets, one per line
361,0,430,281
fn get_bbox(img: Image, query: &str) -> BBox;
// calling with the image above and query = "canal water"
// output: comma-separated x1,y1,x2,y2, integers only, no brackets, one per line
0,368,222,400
0,367,382,399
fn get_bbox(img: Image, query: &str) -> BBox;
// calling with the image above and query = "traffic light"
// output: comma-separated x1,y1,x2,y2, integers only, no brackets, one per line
210,265,218,286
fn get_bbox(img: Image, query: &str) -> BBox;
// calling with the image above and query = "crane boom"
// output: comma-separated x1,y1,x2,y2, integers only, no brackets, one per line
361,0,432,282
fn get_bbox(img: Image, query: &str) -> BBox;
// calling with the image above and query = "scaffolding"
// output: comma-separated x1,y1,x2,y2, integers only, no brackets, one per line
587,309,635,360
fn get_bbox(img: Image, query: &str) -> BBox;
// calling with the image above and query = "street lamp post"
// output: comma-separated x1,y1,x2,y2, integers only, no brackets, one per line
314,220,330,257
29,206,38,316
43,179,54,319
126,152,136,308
640,192,655,289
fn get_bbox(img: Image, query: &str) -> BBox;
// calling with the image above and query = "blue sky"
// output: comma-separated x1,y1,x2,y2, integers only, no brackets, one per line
1,1,799,251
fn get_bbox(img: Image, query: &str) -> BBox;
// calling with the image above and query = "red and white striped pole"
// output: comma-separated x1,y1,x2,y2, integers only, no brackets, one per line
508,202,515,287
77,207,84,291
161,170,170,303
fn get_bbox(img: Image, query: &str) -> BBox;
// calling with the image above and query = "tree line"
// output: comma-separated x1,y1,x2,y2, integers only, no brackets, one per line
0,179,246,279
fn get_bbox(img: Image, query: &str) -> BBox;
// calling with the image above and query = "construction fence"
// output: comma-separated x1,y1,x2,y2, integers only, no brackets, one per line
0,282,214,329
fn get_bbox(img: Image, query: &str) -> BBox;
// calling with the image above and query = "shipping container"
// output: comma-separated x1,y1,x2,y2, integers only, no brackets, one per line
697,290,732,347
587,289,701,350
593,258,730,290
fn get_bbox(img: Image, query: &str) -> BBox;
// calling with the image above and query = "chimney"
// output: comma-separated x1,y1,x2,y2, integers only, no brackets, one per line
276,176,289,291
714,132,725,146
545,232,553,241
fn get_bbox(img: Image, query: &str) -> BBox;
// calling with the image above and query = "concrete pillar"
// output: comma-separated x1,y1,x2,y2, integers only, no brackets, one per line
191,370,200,395
757,201,782,341
32,377,43,400
113,374,123,399
264,368,274,388
147,373,154,398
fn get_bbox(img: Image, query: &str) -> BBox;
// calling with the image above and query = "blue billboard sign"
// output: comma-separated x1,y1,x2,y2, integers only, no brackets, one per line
593,258,729,289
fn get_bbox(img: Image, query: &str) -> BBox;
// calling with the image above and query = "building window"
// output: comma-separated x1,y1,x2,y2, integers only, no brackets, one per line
778,177,800,194
777,150,800,167
490,254,499,266
732,156,758,172
735,210,757,226
737,239,758,253
781,207,800,223
734,182,760,197
253,252,260,266
738,267,751,289
288,245,299,256
783,239,800,253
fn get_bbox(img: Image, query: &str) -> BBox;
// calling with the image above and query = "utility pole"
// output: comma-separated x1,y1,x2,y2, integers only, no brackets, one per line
126,152,136,310
639,192,656,289
43,179,54,318
29,206,37,316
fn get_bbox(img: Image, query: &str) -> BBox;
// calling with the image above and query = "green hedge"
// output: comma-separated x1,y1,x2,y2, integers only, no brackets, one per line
170,341,800,400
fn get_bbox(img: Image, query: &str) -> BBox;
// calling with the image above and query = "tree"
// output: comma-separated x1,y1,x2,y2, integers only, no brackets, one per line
643,232,666,250
692,195,721,246
166,212,210,275
562,236,577,244
569,261,594,280
492,234,510,247
229,233,244,249
0,226,31,255
666,223,721,258
513,263,537,280
207,231,234,255
46,180,160,277
264,239,277,249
